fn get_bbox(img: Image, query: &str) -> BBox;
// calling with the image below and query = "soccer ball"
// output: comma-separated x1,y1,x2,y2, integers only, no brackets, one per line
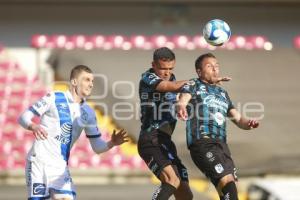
203,19,231,46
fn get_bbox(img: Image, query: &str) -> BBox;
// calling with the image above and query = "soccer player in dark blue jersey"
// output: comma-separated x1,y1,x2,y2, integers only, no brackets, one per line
137,47,193,200
177,53,259,200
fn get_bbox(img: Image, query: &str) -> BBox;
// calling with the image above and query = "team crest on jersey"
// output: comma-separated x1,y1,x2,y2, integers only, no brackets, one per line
214,112,225,125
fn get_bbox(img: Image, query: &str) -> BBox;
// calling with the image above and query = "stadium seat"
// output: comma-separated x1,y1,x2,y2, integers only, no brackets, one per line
0,61,16,71
31,34,273,50
0,141,12,155
0,156,13,170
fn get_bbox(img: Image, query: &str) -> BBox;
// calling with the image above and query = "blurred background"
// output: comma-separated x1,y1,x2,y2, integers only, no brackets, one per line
0,0,300,199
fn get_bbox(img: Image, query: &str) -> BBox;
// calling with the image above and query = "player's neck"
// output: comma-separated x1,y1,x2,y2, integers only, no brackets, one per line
199,78,216,86
70,88,84,103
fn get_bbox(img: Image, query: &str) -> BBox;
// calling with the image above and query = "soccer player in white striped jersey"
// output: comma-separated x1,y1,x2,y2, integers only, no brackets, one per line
19,65,128,200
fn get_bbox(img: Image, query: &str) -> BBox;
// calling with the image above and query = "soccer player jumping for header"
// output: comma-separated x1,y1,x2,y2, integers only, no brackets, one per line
177,53,259,200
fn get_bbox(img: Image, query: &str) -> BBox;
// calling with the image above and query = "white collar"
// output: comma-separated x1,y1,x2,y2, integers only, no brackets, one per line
66,90,86,104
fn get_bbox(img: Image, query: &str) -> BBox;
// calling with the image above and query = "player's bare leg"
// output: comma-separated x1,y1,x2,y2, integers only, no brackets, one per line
152,165,180,200
50,191,73,200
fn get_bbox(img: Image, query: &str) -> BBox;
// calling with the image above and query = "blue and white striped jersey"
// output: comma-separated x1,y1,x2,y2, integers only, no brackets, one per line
181,78,234,147
28,91,100,166
139,68,177,135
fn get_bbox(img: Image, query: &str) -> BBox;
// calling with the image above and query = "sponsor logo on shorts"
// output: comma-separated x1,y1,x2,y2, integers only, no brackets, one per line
206,152,213,158
206,152,215,162
33,183,46,195
214,163,224,174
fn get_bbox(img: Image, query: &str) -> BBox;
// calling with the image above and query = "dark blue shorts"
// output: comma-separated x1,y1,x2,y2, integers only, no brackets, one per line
138,130,189,182
189,138,238,186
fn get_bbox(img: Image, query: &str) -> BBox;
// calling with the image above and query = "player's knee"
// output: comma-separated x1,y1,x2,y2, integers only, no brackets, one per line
218,174,235,189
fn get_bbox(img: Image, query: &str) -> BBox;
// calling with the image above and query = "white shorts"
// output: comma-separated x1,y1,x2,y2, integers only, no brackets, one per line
25,157,76,200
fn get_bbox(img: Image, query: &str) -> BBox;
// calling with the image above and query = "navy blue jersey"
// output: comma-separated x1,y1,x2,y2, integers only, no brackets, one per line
181,78,234,147
139,68,177,134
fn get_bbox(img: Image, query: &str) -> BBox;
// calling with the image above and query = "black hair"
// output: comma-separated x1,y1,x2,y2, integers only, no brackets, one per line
70,65,93,80
195,53,216,70
153,47,175,63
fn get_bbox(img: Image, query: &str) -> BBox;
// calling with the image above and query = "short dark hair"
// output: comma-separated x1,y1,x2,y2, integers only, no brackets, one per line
70,65,93,80
153,47,175,63
195,53,216,70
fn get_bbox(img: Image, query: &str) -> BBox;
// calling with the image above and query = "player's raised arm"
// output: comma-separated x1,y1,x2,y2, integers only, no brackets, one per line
156,80,188,92
228,108,260,130
108,129,129,147
216,76,232,85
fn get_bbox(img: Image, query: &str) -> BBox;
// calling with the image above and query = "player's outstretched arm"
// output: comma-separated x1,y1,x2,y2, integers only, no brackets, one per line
228,108,259,130
89,129,129,154
156,80,188,92
217,76,231,82
176,93,192,121
215,76,231,85
107,129,129,148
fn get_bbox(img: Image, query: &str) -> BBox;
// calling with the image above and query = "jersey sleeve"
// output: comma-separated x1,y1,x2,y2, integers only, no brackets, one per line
141,71,163,91
80,105,101,138
180,79,196,95
29,92,53,116
225,91,235,112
